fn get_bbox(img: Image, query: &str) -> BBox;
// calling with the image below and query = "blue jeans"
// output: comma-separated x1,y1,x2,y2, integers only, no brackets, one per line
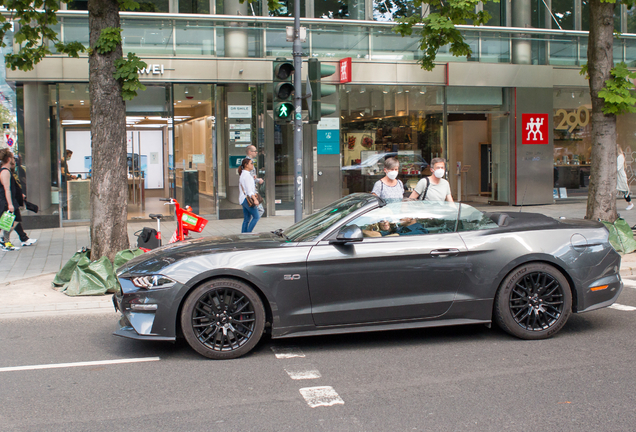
241,199,260,233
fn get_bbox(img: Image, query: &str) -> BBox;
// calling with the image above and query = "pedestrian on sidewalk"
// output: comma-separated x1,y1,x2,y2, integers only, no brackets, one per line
617,144,633,210
0,148,20,251
10,155,36,246
238,157,260,233
245,145,265,217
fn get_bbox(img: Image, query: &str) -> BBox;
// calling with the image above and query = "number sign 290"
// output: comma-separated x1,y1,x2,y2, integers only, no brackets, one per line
555,106,590,133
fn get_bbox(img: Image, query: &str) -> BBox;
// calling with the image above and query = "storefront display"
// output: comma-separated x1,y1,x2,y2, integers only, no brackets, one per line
339,85,443,196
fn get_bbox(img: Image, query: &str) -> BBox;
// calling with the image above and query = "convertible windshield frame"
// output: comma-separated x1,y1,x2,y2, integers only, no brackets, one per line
283,193,380,242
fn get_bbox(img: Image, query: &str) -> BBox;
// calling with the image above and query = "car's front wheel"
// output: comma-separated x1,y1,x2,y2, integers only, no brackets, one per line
494,263,572,340
181,278,265,359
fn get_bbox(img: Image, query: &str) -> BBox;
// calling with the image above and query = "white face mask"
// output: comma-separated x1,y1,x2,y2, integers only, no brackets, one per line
434,168,445,179
386,171,398,180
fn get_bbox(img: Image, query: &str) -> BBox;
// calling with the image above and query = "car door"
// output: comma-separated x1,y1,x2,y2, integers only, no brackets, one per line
306,200,469,326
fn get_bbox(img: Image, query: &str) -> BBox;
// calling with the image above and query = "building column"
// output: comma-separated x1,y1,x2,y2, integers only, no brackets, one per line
22,83,52,212
511,0,532,64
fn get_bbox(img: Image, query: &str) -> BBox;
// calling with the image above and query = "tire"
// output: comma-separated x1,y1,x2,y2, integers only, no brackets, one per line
494,263,572,340
181,278,265,360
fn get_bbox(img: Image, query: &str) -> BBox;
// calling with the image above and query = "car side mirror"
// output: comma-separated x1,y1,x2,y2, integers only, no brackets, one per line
331,225,364,244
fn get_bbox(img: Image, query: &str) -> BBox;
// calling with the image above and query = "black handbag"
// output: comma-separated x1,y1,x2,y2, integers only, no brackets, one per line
25,200,39,213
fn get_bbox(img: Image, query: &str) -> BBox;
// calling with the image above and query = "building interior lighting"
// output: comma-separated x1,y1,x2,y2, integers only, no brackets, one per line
360,86,365,94
383,86,389,94
184,87,190,95
571,92,575,98
420,86,427,94
70,85,75,93
198,86,202,94
85,86,89,93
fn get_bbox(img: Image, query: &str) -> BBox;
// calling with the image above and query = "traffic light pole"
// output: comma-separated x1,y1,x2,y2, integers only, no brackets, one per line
292,0,303,223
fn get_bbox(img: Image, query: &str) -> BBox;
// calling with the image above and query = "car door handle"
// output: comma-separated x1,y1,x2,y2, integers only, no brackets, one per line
430,248,460,257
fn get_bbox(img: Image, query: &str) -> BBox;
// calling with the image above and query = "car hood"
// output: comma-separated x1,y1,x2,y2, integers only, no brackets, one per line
117,232,287,275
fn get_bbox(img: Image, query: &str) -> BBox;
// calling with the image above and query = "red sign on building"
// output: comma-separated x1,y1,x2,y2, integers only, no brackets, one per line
339,57,352,83
521,113,549,144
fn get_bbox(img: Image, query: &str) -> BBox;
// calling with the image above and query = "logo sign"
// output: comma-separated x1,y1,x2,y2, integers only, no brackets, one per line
229,155,244,169
339,57,352,84
228,105,252,118
522,113,549,144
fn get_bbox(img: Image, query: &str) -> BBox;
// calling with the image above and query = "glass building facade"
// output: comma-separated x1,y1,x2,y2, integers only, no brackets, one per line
2,0,635,227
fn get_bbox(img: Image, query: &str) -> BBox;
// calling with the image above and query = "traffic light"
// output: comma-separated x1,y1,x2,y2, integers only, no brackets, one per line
273,58,295,123
308,59,337,124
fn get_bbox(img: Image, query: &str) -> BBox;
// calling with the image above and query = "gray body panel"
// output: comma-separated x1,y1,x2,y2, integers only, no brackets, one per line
114,199,622,343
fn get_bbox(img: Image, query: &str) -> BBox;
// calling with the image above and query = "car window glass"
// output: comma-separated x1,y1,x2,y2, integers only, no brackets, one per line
345,200,459,238
457,204,499,231
283,194,376,242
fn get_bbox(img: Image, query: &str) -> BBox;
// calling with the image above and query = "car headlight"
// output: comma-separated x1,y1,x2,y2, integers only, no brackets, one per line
131,275,177,289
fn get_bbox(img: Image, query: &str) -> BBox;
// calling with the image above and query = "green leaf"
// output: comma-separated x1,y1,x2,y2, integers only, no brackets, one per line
114,52,147,101
93,27,123,55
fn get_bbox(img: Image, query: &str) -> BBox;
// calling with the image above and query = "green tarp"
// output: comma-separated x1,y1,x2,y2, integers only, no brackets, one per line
602,218,636,254
52,248,145,296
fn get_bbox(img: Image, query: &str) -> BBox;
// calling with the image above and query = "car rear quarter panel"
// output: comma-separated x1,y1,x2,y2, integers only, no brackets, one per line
457,225,620,313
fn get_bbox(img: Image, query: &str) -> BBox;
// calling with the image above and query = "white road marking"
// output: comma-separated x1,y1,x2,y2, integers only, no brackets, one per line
271,346,305,359
0,357,160,373
299,386,344,408
285,366,322,380
609,303,636,311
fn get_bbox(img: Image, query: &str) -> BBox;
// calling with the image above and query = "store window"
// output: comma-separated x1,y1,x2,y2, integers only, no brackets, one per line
551,0,575,30
373,0,421,21
552,88,591,199
67,0,169,12
172,84,215,216
339,85,444,197
446,87,510,204
269,0,306,17
315,0,365,20
179,0,210,14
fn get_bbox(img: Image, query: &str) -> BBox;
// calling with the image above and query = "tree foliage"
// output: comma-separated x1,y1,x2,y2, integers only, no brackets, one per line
394,0,495,71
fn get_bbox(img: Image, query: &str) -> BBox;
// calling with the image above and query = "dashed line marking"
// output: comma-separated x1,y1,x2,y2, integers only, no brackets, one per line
0,357,160,373
299,386,344,408
271,346,305,359
285,366,322,380
609,303,636,311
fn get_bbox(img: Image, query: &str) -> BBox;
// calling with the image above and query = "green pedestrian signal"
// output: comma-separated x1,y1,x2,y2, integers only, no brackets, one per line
308,59,337,124
273,58,295,124
276,102,294,121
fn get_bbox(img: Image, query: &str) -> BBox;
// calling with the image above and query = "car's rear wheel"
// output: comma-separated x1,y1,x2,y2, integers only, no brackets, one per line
494,263,572,340
181,278,265,359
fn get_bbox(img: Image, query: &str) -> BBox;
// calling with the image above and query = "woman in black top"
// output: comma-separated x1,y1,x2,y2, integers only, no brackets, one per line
0,148,20,250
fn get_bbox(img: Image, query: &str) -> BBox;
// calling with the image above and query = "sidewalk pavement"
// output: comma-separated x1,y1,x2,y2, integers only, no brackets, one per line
1,200,636,319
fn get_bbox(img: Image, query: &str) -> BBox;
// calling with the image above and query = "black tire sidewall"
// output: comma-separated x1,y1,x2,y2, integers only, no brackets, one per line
494,263,572,340
181,278,265,360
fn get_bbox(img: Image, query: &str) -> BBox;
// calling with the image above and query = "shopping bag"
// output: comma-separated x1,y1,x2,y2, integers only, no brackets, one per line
0,211,15,231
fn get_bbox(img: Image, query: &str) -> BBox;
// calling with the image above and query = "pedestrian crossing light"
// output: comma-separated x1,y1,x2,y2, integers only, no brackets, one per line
308,59,337,124
273,58,295,124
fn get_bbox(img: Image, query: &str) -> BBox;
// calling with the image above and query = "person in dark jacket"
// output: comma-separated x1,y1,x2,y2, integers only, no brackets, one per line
10,155,36,246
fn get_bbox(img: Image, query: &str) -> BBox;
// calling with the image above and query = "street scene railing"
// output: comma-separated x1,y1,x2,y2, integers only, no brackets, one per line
4,10,636,66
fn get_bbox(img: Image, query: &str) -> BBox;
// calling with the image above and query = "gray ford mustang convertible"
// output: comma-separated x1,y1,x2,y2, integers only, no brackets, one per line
113,193,622,359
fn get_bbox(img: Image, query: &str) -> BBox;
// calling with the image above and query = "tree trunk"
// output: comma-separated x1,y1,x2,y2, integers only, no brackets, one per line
88,0,129,261
586,0,617,222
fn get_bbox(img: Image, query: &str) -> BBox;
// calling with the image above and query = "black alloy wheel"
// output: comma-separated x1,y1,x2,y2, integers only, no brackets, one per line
181,278,265,360
494,263,572,340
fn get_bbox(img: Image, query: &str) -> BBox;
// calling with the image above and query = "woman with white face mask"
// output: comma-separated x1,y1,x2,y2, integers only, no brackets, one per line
409,157,454,202
371,157,404,202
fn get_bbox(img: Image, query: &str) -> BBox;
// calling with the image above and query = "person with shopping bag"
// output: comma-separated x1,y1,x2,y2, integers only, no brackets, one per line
238,158,261,233
0,148,20,251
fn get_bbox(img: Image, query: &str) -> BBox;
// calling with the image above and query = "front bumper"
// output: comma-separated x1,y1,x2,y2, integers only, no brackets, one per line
112,277,184,342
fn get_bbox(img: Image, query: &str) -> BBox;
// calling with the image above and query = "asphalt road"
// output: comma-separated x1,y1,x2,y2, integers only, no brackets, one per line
1,283,636,432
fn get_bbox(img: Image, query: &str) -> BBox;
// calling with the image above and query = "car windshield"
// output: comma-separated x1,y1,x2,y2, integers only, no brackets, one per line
283,193,378,242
